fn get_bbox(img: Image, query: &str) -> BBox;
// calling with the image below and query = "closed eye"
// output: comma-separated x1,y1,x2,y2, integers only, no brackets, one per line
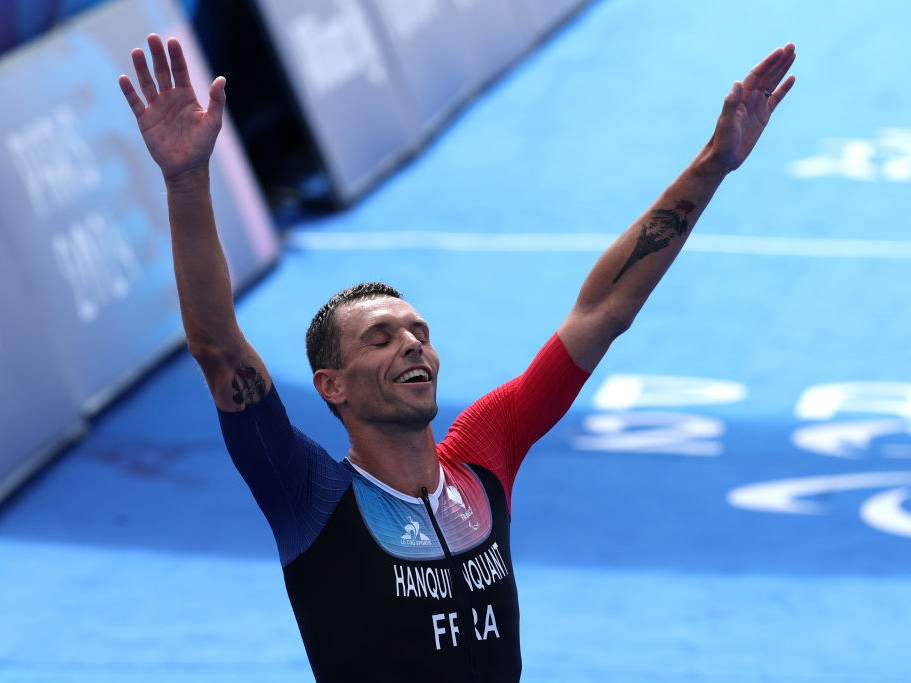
363,329,391,347
412,323,430,343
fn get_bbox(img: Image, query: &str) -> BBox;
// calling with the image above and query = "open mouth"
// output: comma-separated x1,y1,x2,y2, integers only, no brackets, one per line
394,368,431,384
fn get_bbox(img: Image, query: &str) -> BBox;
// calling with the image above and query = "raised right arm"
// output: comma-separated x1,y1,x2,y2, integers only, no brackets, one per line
119,34,270,412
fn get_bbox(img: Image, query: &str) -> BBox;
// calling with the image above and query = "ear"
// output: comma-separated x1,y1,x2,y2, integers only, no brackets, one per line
313,368,346,409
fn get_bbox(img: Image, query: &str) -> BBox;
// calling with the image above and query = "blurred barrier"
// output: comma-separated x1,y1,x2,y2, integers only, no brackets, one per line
248,0,588,205
0,0,102,57
360,0,474,136
251,0,422,205
447,0,535,90
0,238,85,504
0,0,277,504
512,0,587,37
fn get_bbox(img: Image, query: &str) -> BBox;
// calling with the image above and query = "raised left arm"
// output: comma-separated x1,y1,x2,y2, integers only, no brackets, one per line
558,43,796,371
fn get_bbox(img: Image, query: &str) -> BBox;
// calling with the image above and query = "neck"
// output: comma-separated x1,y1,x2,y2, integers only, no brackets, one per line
346,422,439,497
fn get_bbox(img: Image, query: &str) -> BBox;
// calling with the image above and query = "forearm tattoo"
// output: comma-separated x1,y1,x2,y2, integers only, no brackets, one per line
231,364,267,407
613,200,697,284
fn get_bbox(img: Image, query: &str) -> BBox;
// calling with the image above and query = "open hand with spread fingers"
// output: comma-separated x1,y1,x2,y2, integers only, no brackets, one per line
706,43,796,173
118,34,226,182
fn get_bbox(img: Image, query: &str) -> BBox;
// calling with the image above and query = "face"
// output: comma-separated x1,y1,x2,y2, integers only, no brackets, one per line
329,296,440,429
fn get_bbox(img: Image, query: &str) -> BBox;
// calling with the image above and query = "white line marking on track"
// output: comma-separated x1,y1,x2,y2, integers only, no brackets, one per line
289,231,911,259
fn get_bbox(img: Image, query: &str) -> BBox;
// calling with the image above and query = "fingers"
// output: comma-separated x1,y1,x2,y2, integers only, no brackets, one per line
756,43,796,113
768,74,796,112
129,34,192,105
763,43,796,91
207,76,227,128
148,34,173,92
167,37,192,88
742,47,781,91
118,75,145,118
744,42,796,93
131,46,158,105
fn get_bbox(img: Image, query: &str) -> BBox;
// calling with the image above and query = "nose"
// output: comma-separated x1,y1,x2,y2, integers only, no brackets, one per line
401,330,424,356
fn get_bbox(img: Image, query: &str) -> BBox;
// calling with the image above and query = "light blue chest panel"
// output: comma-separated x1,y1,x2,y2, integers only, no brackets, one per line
349,461,493,561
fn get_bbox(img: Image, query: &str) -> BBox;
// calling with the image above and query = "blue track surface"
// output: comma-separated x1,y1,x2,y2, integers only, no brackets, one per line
4,0,911,680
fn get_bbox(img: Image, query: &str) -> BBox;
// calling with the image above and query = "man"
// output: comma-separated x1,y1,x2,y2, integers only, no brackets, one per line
120,35,795,682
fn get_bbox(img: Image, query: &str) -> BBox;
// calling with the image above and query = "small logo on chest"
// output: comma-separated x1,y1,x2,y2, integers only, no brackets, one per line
447,485,480,530
401,516,432,546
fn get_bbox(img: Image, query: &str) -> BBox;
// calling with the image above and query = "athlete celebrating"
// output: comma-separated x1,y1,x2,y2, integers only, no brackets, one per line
120,34,795,682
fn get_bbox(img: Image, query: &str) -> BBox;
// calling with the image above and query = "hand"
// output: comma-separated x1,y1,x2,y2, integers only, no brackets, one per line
119,34,225,182
706,43,796,173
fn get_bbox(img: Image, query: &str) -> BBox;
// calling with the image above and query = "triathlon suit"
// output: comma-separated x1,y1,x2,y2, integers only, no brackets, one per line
219,334,589,682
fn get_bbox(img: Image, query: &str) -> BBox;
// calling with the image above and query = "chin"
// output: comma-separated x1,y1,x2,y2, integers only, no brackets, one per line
400,402,438,427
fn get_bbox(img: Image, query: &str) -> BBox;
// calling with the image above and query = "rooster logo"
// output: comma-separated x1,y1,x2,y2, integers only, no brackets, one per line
401,516,430,542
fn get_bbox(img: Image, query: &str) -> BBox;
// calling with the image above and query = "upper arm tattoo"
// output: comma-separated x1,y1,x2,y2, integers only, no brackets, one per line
612,200,697,284
231,364,267,407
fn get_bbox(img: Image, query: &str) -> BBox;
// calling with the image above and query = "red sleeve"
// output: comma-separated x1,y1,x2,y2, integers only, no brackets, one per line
437,333,590,508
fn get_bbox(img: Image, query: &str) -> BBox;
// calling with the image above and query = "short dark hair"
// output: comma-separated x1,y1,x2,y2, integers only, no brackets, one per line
306,282,402,419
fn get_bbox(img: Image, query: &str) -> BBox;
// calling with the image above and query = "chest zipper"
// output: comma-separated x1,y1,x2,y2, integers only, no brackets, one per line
421,486,481,683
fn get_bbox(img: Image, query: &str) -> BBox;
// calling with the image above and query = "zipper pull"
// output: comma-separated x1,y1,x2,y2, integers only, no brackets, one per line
421,485,452,558
420,486,435,518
